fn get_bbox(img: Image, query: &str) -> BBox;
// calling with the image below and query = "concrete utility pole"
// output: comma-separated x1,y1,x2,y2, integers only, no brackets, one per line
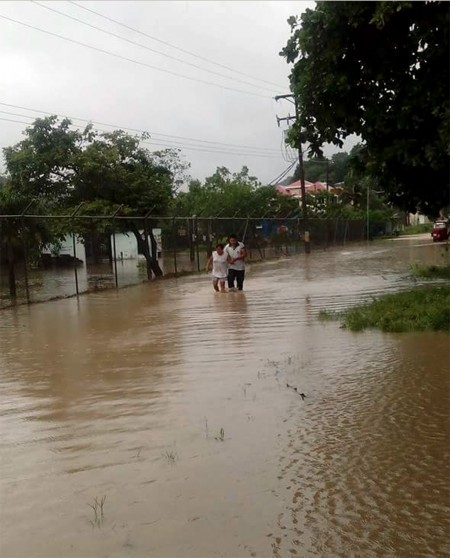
275,94,310,253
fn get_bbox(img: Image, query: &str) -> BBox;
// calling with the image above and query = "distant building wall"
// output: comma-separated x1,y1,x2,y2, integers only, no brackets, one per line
408,213,430,226
43,235,86,262
113,233,138,260
112,229,162,260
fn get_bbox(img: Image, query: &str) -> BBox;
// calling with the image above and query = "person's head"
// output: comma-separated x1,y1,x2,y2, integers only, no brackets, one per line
216,243,224,254
228,234,238,247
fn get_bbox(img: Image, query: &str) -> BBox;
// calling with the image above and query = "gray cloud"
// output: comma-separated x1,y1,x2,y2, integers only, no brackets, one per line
0,1,354,185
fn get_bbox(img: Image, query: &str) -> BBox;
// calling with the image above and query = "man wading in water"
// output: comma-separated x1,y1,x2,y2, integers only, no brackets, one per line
225,234,247,291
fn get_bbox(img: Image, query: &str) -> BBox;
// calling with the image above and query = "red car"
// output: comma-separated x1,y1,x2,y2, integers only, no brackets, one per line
431,220,449,242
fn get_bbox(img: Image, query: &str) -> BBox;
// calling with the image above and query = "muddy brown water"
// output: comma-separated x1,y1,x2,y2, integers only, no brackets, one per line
1,236,449,558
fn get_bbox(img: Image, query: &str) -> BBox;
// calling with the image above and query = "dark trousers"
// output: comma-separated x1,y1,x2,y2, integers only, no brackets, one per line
227,269,245,290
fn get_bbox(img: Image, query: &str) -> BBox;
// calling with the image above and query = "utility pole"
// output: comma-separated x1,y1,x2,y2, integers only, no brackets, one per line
275,94,310,254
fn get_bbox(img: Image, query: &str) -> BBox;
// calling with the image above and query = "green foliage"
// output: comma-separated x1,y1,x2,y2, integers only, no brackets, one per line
0,180,60,256
171,166,299,218
318,309,336,321
411,264,450,280
342,287,450,332
296,151,352,184
4,118,188,216
0,178,65,295
401,223,432,235
281,2,449,216
2,116,189,278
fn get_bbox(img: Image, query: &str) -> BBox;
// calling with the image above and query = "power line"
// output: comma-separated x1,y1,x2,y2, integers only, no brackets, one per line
0,102,281,153
0,14,273,99
269,160,296,185
0,116,31,126
68,0,282,90
0,115,284,159
32,1,276,95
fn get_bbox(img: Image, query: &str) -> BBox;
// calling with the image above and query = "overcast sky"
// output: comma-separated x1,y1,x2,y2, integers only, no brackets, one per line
0,1,350,185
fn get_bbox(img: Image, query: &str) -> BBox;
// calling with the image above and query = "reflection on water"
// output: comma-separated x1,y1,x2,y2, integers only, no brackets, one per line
0,253,204,308
0,237,449,557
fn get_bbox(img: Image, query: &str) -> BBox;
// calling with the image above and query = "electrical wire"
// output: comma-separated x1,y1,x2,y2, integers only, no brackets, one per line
0,102,282,153
0,116,285,159
68,0,282,90
32,1,276,95
268,159,297,185
0,116,31,126
0,14,273,99
282,130,297,163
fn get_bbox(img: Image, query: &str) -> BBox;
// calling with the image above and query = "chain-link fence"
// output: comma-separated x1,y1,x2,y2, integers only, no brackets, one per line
1,213,393,308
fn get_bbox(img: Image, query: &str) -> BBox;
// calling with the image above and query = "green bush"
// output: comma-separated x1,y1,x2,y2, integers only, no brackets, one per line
411,264,450,279
342,287,450,332
401,223,432,235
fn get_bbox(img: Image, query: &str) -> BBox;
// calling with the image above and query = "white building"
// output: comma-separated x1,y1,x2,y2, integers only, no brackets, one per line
44,229,162,263
112,229,162,260
42,234,86,262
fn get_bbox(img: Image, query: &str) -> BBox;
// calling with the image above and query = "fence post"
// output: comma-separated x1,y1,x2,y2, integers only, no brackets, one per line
206,217,213,258
194,215,200,272
304,227,311,254
21,218,30,304
112,229,118,288
72,233,79,297
111,205,123,289
188,217,195,263
20,201,35,304
172,217,178,275
71,203,85,298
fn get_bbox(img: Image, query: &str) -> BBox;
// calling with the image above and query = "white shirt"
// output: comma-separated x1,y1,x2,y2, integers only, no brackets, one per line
212,251,228,278
225,242,246,271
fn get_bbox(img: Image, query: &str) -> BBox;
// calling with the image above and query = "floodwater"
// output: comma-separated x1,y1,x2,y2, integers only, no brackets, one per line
0,253,202,307
1,236,449,558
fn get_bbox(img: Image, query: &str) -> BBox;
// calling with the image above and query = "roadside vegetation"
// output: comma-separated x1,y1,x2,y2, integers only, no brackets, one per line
320,260,450,333
340,287,450,332
412,263,450,280
400,224,432,235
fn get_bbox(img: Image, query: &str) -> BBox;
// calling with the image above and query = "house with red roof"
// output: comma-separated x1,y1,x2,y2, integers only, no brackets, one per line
275,180,342,199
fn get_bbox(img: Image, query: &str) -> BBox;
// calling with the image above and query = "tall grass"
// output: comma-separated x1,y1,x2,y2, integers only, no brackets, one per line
411,264,450,280
401,223,432,235
342,286,450,332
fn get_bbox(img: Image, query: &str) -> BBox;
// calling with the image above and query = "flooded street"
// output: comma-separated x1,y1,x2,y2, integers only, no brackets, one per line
1,236,449,558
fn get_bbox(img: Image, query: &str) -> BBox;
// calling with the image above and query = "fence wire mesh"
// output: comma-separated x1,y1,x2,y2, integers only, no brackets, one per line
0,214,372,308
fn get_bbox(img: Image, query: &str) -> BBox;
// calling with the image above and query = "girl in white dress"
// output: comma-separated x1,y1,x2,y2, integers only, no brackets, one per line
205,243,230,292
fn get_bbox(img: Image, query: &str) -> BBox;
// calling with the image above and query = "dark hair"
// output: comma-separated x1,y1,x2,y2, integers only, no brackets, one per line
216,243,224,249
229,234,237,240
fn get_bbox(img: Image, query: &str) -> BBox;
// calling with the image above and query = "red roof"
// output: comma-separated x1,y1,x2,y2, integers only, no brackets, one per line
275,180,332,197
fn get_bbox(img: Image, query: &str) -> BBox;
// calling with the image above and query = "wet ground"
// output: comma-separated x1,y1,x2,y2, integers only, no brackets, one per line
1,236,449,558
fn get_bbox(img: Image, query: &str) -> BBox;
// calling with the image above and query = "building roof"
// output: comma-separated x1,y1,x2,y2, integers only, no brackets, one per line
275,180,335,198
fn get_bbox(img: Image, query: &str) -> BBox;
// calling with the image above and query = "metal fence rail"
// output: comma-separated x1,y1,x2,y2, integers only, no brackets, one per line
0,213,375,308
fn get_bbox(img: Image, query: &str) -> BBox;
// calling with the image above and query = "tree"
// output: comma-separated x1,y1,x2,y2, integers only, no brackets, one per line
281,1,449,216
0,179,60,297
171,166,298,218
3,117,189,278
295,151,352,184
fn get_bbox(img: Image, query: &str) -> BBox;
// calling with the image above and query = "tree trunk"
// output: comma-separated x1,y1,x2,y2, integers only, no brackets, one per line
7,239,16,298
130,224,163,278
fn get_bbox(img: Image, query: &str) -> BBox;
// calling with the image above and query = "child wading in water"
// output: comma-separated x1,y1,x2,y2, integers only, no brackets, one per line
205,244,230,292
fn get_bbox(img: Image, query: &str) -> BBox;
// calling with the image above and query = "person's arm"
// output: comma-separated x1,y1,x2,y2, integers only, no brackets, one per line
224,246,232,264
232,245,247,262
205,255,213,272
